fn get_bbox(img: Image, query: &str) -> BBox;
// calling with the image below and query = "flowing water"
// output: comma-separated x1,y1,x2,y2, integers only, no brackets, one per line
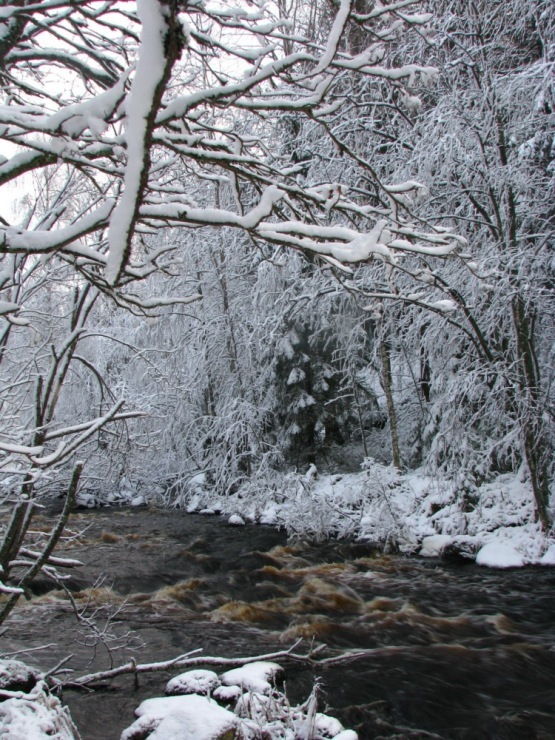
3,507,555,739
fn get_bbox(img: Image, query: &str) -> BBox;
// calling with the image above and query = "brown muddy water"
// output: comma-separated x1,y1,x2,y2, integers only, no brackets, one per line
2,507,555,739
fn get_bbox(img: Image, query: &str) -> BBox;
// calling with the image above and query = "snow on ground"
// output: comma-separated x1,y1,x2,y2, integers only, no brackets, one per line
183,459,555,568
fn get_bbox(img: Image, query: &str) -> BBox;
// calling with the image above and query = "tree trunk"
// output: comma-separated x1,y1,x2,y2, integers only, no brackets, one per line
379,324,401,469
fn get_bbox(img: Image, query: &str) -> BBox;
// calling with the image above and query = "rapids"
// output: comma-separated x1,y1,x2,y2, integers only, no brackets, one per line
3,507,555,739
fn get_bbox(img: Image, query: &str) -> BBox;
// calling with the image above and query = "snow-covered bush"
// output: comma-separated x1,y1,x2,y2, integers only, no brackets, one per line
122,662,357,740
0,662,79,740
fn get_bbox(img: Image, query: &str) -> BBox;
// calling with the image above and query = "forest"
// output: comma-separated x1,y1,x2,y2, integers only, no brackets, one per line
0,0,554,736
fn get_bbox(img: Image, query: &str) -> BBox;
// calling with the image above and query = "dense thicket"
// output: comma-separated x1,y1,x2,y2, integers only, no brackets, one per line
0,0,553,613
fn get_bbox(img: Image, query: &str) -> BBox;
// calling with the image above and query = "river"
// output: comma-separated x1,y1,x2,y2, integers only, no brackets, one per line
3,507,555,739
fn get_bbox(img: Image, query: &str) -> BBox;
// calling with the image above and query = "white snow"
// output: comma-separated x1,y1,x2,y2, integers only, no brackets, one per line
0,660,38,689
475,542,525,568
0,299,20,315
313,712,345,737
234,691,272,721
123,662,358,739
228,514,245,526
427,299,458,313
313,0,351,74
212,684,242,703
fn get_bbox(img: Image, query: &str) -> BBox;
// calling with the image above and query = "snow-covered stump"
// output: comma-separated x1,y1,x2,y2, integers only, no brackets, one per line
122,660,358,739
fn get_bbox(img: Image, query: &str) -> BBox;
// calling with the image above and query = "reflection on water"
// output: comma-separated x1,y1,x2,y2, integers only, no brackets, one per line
3,508,555,739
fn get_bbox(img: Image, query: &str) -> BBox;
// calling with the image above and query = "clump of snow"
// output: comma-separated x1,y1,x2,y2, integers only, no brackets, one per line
540,545,555,565
419,534,453,557
75,492,98,508
228,514,245,526
212,684,242,703
121,695,239,740
220,661,282,694
165,669,220,696
476,542,525,569
313,712,345,737
0,679,78,739
260,504,278,525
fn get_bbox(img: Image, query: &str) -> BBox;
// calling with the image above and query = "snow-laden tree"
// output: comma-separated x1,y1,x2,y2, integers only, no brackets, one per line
0,0,484,608
334,0,555,527
0,5,463,470
0,0,462,291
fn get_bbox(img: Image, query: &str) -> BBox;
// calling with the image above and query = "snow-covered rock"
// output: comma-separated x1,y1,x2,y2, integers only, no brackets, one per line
475,542,524,568
0,659,38,692
313,712,345,737
539,544,555,565
165,669,220,696
212,684,242,703
121,695,239,740
419,534,452,557
228,514,245,526
220,661,282,694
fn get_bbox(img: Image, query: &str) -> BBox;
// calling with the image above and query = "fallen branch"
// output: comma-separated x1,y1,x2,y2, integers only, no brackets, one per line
64,642,365,689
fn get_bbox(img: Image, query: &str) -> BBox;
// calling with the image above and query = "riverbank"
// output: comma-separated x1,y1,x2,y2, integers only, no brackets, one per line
173,462,555,569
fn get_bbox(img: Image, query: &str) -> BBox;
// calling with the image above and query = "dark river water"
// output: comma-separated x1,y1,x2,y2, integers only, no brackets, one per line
3,507,555,739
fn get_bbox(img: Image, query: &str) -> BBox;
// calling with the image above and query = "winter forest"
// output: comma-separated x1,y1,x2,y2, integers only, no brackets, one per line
0,0,554,736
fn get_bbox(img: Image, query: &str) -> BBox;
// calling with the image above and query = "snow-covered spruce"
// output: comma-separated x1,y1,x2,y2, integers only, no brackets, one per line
123,661,357,739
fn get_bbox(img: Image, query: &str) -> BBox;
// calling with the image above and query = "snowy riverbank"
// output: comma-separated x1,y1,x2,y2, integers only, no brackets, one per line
181,461,555,569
